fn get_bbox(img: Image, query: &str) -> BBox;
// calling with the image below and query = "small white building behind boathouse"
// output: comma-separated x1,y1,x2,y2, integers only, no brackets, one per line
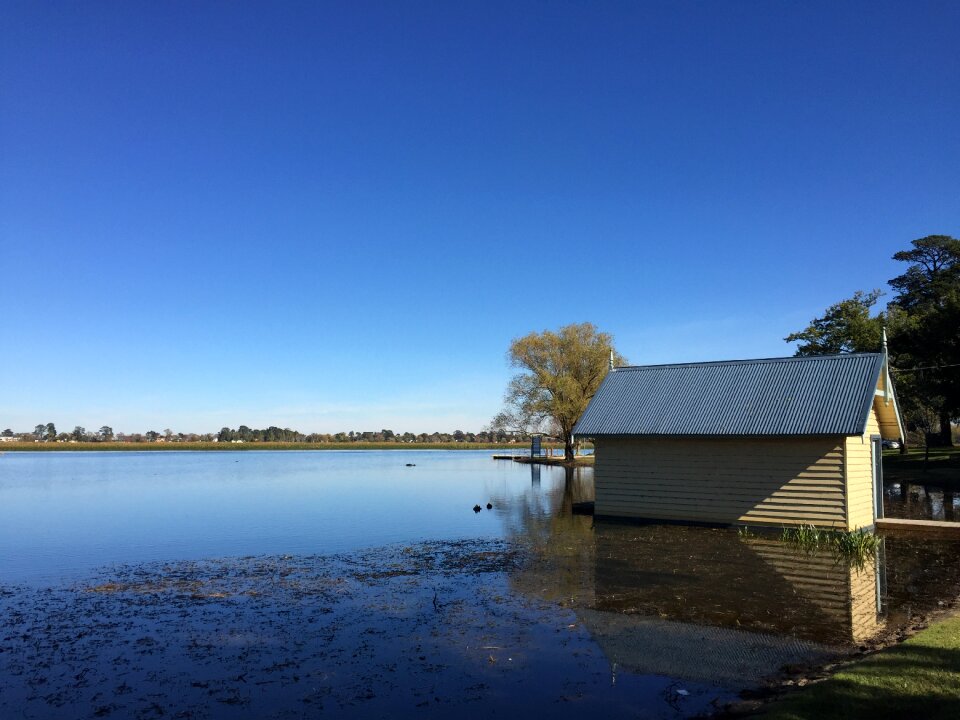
573,353,904,531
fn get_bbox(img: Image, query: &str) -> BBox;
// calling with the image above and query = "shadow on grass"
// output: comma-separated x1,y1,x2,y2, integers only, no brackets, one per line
757,622,960,720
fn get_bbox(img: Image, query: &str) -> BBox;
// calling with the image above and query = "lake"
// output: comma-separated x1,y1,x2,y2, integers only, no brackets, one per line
0,450,559,585
1,450,958,718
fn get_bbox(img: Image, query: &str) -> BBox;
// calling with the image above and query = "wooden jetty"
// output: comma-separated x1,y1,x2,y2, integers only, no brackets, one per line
491,454,594,466
876,518,960,537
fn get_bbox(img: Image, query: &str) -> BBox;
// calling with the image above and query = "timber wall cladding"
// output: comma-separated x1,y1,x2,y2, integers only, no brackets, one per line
595,437,848,528
845,407,881,530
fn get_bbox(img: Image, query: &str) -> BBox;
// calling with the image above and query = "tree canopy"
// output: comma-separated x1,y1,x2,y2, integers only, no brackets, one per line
786,235,960,445
887,235,960,443
784,290,885,356
493,322,625,462
889,235,960,311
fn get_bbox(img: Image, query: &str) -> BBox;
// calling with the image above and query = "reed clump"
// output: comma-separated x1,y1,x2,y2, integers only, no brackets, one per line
832,527,882,556
779,524,881,563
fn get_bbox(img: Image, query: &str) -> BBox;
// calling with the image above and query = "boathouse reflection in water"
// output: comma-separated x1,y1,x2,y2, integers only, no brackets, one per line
589,525,884,646
503,465,960,686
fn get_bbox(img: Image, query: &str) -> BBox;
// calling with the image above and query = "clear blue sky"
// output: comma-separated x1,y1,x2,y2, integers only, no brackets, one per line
1,1,957,434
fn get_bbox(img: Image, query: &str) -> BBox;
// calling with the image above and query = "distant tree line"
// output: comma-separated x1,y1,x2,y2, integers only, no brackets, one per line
1,424,219,443
215,426,526,443
786,235,960,446
2,425,529,444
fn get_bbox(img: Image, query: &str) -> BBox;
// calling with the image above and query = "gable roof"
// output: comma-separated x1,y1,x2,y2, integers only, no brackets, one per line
574,353,889,438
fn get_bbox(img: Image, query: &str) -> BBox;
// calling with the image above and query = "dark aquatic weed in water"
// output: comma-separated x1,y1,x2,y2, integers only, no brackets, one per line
0,539,735,719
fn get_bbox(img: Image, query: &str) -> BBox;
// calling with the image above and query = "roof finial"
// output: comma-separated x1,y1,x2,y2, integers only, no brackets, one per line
882,325,890,405
609,349,615,371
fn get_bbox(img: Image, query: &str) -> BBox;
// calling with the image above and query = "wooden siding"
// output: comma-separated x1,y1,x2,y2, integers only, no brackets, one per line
844,408,880,530
594,437,848,529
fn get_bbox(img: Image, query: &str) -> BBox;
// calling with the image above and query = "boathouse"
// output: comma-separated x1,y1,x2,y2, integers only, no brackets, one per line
573,352,904,530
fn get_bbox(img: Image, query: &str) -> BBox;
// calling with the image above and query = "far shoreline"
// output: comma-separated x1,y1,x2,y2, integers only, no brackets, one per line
0,441,584,453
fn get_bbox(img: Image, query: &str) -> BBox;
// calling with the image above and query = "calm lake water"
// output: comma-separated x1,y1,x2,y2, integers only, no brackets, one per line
1,450,959,719
884,480,959,521
0,450,556,585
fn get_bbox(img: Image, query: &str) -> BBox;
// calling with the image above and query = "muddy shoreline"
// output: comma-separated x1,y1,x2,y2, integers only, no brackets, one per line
3,535,959,719
0,540,735,719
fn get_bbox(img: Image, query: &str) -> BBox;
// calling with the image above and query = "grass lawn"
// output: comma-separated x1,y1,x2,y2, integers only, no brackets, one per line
754,615,960,719
883,446,960,487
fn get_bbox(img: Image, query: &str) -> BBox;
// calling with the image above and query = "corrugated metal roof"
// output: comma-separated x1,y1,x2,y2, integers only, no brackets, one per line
573,353,885,438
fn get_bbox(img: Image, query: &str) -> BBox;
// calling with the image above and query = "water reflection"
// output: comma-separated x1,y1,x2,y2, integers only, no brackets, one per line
2,453,958,714
0,450,568,584
503,465,960,683
884,481,958,521
589,525,884,645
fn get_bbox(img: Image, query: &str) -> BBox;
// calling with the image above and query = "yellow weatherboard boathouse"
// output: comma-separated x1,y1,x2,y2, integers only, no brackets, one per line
573,352,904,530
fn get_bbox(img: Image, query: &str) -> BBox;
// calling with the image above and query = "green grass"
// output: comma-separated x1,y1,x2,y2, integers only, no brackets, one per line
883,446,960,487
754,615,960,720
883,445,960,465
0,441,571,452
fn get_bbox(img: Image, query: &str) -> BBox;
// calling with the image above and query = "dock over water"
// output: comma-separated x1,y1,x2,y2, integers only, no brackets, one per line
876,518,960,537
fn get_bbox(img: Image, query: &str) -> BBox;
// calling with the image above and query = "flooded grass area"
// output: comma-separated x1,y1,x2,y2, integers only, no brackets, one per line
521,521,960,649
883,481,960,521
0,540,735,719
882,447,960,522
2,452,960,718
2,529,958,719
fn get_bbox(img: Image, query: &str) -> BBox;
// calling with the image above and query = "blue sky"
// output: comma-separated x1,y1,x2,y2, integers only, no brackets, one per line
1,1,957,434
